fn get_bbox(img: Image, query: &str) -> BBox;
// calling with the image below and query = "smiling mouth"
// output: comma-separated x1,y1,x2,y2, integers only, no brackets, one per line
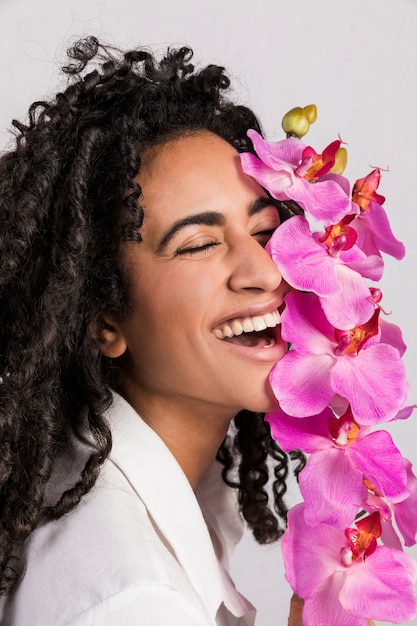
212,310,281,348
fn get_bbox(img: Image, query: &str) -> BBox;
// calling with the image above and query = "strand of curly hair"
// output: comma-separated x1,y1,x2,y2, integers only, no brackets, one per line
0,36,304,593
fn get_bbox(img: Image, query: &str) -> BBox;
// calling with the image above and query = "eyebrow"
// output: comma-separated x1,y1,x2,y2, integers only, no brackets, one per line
157,197,280,252
157,212,224,252
249,197,281,216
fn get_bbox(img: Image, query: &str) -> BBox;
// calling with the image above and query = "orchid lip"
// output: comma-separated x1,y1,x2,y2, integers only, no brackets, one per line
212,309,281,340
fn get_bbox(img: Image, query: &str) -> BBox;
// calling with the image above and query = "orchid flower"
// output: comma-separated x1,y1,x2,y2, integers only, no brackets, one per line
282,505,417,626
266,214,383,328
240,130,358,225
266,406,409,528
349,169,406,260
298,139,341,180
352,169,386,212
269,291,407,423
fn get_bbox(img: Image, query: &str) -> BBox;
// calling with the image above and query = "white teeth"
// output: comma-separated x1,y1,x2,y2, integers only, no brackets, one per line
222,325,234,338
264,312,275,326
231,320,244,336
253,317,267,332
242,318,254,332
212,310,281,340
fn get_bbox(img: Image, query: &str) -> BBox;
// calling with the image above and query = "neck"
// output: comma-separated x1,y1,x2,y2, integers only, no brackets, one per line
120,385,235,490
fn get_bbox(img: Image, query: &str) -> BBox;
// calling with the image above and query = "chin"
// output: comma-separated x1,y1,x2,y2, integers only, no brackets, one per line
243,387,280,415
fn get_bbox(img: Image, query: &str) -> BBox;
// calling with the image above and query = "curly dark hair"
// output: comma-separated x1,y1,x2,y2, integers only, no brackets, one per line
0,36,305,594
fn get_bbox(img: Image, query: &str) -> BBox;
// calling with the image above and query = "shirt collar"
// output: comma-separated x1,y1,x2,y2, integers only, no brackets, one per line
105,391,254,621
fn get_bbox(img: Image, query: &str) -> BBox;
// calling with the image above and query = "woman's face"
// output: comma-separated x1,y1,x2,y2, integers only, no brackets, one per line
108,131,289,420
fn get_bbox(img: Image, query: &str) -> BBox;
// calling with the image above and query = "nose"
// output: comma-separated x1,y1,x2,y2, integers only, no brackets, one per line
228,235,283,293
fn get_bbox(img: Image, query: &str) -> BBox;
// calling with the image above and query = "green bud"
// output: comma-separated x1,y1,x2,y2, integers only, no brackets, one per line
281,104,317,138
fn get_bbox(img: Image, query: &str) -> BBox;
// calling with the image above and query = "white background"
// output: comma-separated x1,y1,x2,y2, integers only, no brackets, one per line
1,1,416,624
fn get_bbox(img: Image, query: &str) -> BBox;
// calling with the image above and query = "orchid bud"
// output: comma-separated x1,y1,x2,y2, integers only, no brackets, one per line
303,104,317,123
281,104,317,138
330,146,348,175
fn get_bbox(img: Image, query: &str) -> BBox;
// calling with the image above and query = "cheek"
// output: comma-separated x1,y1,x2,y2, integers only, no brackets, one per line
144,265,221,324
123,270,219,383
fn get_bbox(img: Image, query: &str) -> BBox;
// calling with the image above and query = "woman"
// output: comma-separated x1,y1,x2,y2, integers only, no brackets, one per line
0,37,304,624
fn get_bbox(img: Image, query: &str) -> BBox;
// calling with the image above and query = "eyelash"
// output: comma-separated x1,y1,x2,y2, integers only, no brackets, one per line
254,228,277,243
176,241,219,256
256,228,276,237
176,228,277,256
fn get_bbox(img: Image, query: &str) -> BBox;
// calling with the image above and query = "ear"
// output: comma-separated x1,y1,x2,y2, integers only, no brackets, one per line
90,312,128,359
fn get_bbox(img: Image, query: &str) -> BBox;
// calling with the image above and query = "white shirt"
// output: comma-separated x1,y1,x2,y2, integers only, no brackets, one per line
1,393,255,625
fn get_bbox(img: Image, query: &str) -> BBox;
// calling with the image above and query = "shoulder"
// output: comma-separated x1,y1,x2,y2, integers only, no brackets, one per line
3,460,206,625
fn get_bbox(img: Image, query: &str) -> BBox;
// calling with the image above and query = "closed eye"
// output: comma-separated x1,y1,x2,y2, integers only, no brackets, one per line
175,241,220,256
253,228,277,246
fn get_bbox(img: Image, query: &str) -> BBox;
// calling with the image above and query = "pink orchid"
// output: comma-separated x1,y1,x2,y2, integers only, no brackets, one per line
349,168,406,260
240,129,357,225
266,214,383,328
352,169,385,212
282,505,417,626
298,139,342,180
269,291,407,423
266,406,409,528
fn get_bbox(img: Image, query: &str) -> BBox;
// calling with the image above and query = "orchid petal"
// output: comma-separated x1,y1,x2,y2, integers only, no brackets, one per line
395,403,417,420
303,573,367,626
364,202,406,260
278,291,335,353
322,171,352,197
270,351,335,417
379,318,407,356
329,394,350,415
379,517,404,550
393,460,417,546
268,216,342,296
319,263,375,328
331,344,407,424
299,448,366,527
265,408,333,453
347,431,408,501
282,504,343,598
364,493,392,521
288,177,352,225
344,253,384,282
340,547,417,622
364,499,404,550
350,216,382,258
337,240,374,265
247,129,305,167
239,153,293,196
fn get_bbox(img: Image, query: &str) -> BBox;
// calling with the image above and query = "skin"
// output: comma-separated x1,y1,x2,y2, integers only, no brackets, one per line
288,595,304,626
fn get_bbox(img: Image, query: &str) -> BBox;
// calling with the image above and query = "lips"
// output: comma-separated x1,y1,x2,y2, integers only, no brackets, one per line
212,310,281,345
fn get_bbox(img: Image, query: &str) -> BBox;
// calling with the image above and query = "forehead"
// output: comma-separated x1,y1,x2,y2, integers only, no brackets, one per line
138,131,241,191
136,131,265,228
